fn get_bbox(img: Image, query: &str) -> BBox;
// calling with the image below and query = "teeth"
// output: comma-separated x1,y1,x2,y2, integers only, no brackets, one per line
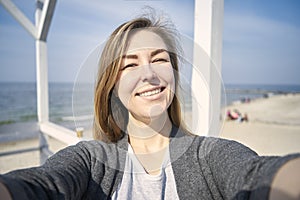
139,88,161,97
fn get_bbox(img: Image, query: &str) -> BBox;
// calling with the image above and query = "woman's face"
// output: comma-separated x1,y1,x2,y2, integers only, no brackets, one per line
114,30,175,123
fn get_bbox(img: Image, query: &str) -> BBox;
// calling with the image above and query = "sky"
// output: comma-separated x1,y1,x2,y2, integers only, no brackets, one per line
0,0,300,85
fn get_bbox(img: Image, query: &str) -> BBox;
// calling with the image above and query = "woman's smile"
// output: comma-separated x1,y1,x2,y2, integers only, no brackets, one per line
136,86,165,97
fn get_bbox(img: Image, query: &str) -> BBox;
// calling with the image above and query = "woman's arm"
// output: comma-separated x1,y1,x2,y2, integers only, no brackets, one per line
269,157,300,200
202,137,300,199
0,141,91,199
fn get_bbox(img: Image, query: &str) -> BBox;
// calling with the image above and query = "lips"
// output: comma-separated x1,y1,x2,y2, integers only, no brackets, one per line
136,87,166,97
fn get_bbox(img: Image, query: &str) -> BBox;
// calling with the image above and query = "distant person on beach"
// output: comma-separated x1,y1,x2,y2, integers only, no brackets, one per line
241,97,251,104
227,109,248,122
1,12,300,200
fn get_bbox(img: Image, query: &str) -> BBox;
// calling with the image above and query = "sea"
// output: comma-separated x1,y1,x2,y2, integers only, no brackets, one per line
1,82,300,131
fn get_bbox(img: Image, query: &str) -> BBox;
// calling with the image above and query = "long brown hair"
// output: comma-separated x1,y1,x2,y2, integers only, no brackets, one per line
93,16,183,143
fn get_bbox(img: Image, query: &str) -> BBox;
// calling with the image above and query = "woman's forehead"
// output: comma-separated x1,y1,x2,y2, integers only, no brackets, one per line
125,30,168,54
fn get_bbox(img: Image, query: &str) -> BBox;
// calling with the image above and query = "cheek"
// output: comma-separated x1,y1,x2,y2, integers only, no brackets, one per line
154,65,175,90
114,72,138,108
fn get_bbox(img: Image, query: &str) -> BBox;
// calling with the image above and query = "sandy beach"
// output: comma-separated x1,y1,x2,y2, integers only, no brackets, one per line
220,93,300,156
0,137,67,173
1,94,300,173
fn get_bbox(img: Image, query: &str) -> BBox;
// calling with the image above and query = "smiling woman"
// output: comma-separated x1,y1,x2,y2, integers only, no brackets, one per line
93,18,182,144
0,12,300,200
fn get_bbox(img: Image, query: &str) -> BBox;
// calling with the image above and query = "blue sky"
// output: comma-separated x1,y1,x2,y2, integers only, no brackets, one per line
0,0,300,85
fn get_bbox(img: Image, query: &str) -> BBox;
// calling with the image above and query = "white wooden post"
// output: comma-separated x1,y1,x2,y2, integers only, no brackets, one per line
192,0,224,136
36,0,50,163
35,0,58,163
35,0,49,124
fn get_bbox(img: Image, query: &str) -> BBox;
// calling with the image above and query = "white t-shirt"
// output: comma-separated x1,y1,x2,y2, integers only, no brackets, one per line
111,144,179,200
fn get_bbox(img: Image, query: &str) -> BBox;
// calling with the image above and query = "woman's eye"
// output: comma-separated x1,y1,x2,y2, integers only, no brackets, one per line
122,63,137,70
152,58,168,63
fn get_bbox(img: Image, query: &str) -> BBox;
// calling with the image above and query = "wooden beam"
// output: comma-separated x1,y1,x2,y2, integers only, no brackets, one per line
37,0,57,41
192,0,224,136
40,122,82,146
0,0,37,39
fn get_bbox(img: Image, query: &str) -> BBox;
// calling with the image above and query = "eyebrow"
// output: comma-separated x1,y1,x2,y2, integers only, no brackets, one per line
122,48,168,60
122,54,138,59
150,48,168,57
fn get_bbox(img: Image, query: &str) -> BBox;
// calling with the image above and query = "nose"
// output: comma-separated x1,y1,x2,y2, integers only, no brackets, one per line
140,63,157,82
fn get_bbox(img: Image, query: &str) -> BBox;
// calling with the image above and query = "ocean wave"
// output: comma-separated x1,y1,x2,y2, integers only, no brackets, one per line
0,114,37,126
0,120,16,126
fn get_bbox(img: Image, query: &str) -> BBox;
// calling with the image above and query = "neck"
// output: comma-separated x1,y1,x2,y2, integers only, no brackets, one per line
127,112,172,153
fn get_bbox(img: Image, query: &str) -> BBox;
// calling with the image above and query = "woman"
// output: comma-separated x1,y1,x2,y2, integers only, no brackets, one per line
1,15,300,200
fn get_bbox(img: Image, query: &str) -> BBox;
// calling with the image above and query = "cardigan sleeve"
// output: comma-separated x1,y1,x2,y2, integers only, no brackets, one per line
201,137,300,199
0,141,92,200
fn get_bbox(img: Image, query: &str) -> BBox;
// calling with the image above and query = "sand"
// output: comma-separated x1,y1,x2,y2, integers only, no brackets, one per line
220,93,300,156
1,94,300,173
0,137,67,173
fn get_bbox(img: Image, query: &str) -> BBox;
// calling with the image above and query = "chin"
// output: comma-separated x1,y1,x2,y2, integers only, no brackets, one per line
138,105,168,121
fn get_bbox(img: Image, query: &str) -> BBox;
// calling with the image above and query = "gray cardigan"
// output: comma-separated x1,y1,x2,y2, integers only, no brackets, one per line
1,127,299,199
